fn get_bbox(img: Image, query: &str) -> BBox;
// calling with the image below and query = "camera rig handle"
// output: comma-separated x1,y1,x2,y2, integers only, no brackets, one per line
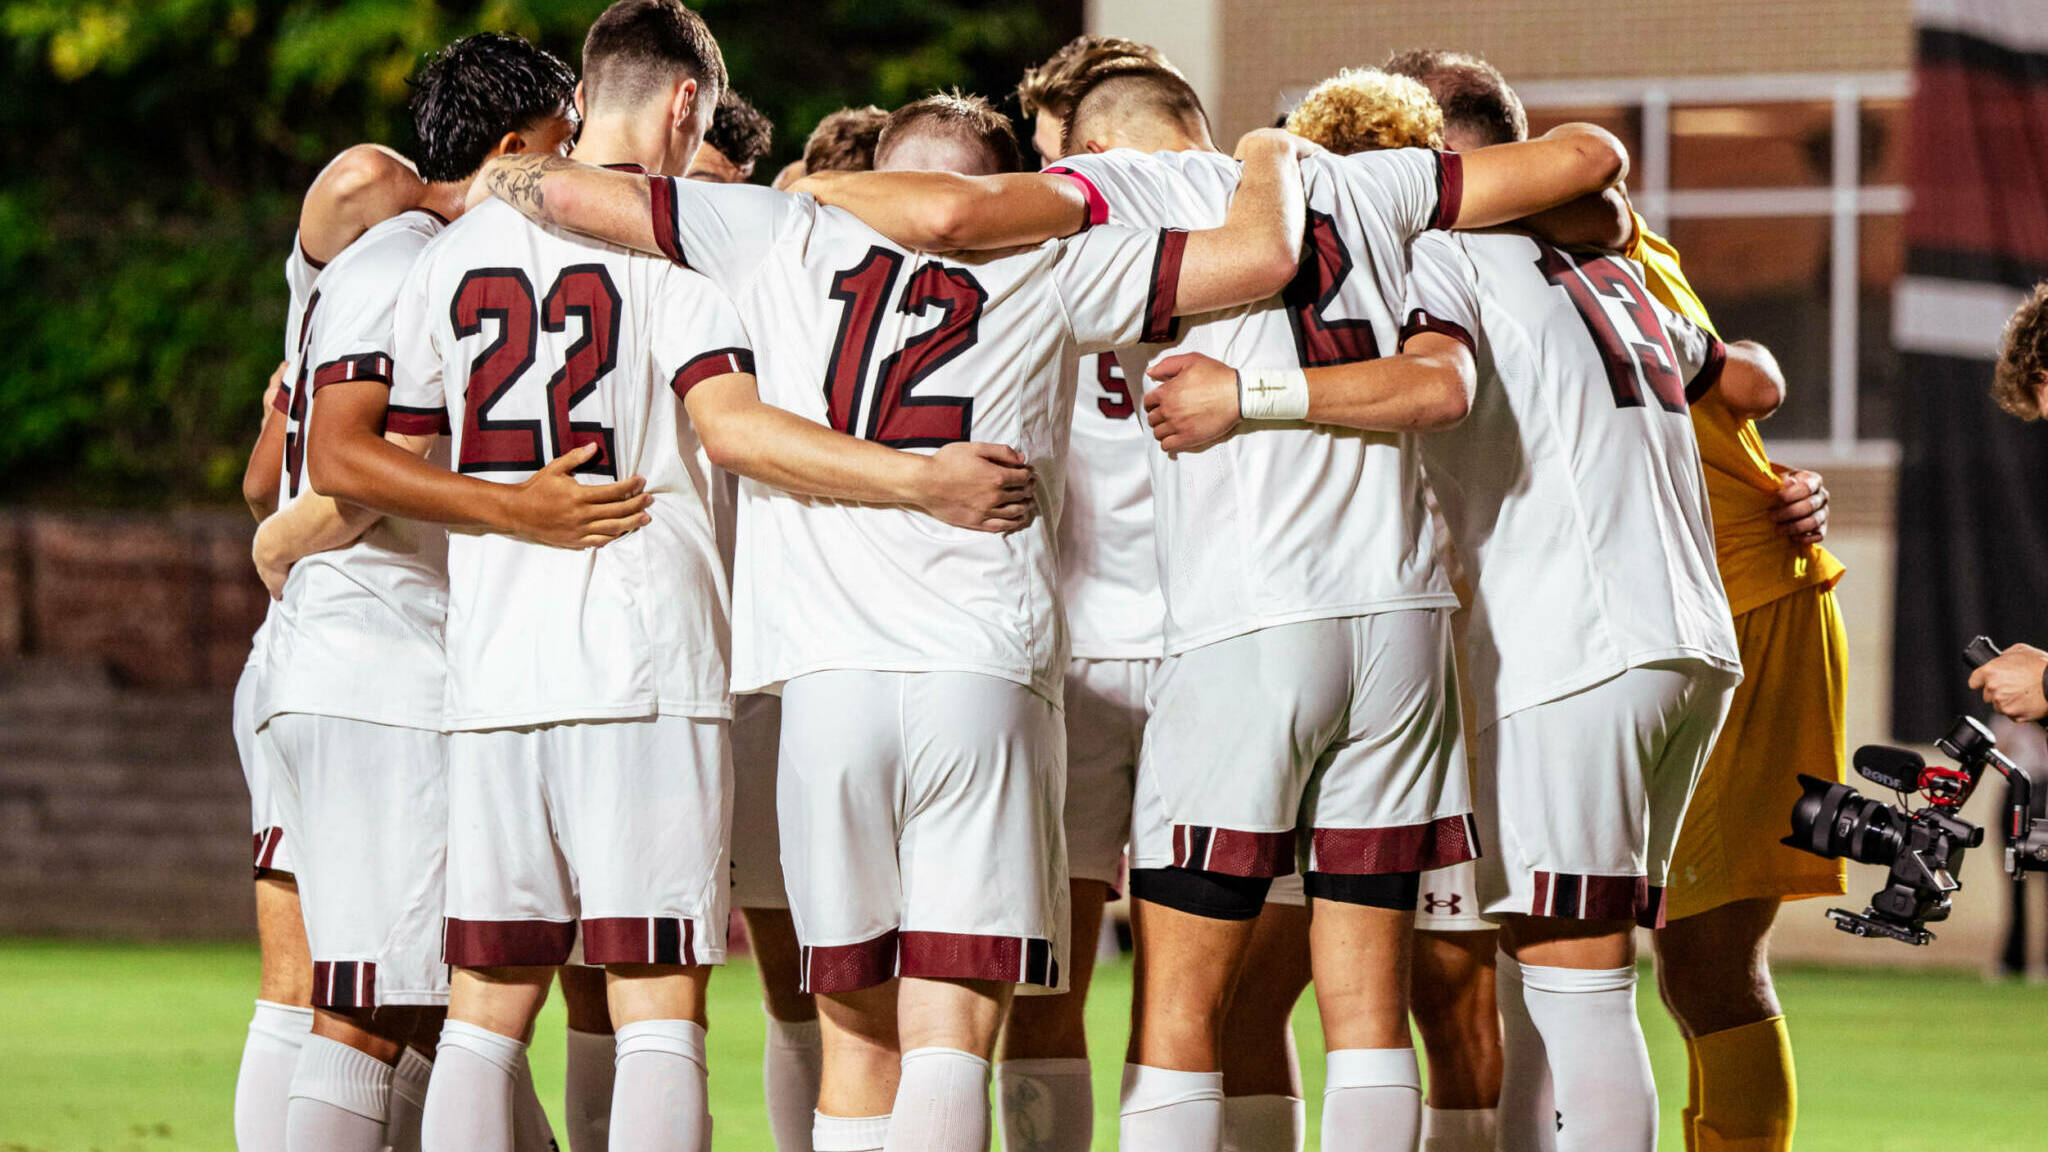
1964,634,2003,670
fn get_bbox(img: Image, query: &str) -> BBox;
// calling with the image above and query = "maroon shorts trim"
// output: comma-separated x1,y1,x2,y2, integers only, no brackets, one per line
442,918,577,968
1530,871,1665,929
1170,824,1296,877
900,931,1061,990
581,916,704,966
312,960,378,1010
799,929,900,994
251,827,285,873
1310,812,1481,875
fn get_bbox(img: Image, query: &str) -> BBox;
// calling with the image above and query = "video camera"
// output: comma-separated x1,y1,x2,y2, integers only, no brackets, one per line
1782,637,2048,945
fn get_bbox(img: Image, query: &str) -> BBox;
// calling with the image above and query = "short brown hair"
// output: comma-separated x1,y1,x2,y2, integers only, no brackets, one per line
582,0,727,115
1286,68,1444,154
1063,61,1208,155
705,89,773,168
801,105,888,174
1017,35,1176,117
1384,48,1526,147
1994,282,2048,420
875,91,1022,174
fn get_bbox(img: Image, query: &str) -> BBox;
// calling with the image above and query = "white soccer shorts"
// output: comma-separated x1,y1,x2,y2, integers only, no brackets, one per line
443,715,732,969
234,661,292,875
1133,610,1475,879
777,670,1068,996
260,713,448,1007
1474,660,1738,928
1415,860,1488,932
1064,657,1153,890
730,693,788,910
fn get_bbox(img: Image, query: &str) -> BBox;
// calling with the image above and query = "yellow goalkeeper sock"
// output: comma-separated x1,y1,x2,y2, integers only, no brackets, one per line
1692,1016,1796,1152
1681,1035,1701,1152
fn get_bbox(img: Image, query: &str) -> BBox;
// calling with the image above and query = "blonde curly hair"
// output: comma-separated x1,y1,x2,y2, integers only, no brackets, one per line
1286,67,1444,154
1993,281,2048,420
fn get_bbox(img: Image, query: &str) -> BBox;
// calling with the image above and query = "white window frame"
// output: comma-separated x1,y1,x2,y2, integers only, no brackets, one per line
1515,71,1912,461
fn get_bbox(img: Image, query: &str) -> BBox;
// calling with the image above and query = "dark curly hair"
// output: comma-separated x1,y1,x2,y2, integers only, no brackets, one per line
406,32,576,183
1994,282,2048,420
706,90,774,168
1384,48,1527,147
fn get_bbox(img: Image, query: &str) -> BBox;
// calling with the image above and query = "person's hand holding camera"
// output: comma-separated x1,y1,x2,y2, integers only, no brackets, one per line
1969,642,2048,722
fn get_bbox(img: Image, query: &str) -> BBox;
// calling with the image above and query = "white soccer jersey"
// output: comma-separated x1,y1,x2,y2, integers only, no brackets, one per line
644,178,1184,701
389,193,746,731
248,234,329,675
1045,148,1462,655
1402,229,1742,725
1061,353,1163,659
259,210,450,731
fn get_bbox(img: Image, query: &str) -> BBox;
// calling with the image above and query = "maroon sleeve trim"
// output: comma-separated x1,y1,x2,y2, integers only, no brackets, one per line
272,382,292,414
383,405,451,436
298,238,327,271
311,353,394,392
1431,151,1465,231
1043,166,1110,229
1685,336,1728,405
648,176,690,267
1142,228,1189,344
1398,308,1476,356
670,346,756,399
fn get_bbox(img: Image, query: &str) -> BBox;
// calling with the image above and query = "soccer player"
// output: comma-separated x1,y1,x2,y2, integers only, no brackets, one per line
246,31,581,1152
473,86,1306,1152
688,89,773,183
1385,49,1846,1152
1006,35,1316,1152
798,59,1627,1152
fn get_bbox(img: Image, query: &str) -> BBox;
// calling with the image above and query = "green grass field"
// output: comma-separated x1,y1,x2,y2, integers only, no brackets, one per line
1,939,2043,1151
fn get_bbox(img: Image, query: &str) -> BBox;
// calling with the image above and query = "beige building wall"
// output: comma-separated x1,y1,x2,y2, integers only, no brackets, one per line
1094,0,1914,139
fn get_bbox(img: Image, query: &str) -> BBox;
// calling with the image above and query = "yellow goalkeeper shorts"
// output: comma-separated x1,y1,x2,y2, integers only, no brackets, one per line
1666,584,1850,921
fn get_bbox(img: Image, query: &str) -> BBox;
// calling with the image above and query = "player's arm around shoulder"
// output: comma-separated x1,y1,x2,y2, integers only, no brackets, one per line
792,168,1095,252
299,144,424,266
682,371,1038,534
1454,123,1628,230
474,154,663,255
1165,129,1311,316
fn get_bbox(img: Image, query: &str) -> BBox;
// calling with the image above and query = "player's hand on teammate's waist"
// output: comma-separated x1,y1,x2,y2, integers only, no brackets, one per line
916,442,1037,534
261,360,289,419
503,442,655,549
1969,643,2048,723
1771,466,1829,544
1145,352,1244,454
251,519,292,601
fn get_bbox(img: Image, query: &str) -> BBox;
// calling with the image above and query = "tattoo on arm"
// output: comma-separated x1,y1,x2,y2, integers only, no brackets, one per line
488,154,577,222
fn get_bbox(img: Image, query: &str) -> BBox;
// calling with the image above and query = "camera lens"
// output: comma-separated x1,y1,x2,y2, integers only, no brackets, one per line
1786,774,1904,866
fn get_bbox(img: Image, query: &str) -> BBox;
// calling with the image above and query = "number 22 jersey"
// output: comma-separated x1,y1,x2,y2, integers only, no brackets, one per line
389,195,750,731
643,179,1186,702
1401,229,1742,726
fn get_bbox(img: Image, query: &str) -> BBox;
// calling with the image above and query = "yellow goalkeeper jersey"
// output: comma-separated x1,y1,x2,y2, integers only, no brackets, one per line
1627,215,1845,615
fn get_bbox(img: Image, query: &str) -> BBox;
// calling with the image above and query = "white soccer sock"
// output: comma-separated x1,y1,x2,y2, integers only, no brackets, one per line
422,1020,525,1152
235,1000,312,1152
763,1015,823,1152
1321,1048,1422,1152
1120,1064,1225,1152
1517,963,1656,1152
610,1019,712,1152
284,1033,393,1152
513,1050,560,1152
996,1057,1094,1152
384,1045,434,1152
1221,1093,1306,1152
1495,954,1557,1152
1421,1106,1499,1152
883,1047,990,1152
563,1027,616,1152
814,1112,891,1152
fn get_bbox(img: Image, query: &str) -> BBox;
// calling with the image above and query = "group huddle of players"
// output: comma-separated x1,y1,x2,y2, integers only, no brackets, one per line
227,4,1854,1152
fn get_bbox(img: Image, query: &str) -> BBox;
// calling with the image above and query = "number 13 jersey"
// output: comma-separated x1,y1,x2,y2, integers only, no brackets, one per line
644,179,1185,702
1402,229,1742,726
389,195,749,731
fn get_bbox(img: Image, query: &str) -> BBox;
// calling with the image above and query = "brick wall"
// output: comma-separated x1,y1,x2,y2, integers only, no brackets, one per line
1216,0,1913,137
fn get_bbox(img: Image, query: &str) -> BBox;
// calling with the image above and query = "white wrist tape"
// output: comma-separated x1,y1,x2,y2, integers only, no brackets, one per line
1237,367,1311,422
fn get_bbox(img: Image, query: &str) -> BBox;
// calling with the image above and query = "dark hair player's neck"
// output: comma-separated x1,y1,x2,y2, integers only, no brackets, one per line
572,98,701,179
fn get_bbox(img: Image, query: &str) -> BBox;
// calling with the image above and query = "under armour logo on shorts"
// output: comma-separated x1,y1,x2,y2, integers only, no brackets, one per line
1424,892,1463,915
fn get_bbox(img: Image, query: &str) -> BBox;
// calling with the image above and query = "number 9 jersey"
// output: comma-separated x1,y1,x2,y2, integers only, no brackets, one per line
389,196,747,731
1401,229,1743,726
